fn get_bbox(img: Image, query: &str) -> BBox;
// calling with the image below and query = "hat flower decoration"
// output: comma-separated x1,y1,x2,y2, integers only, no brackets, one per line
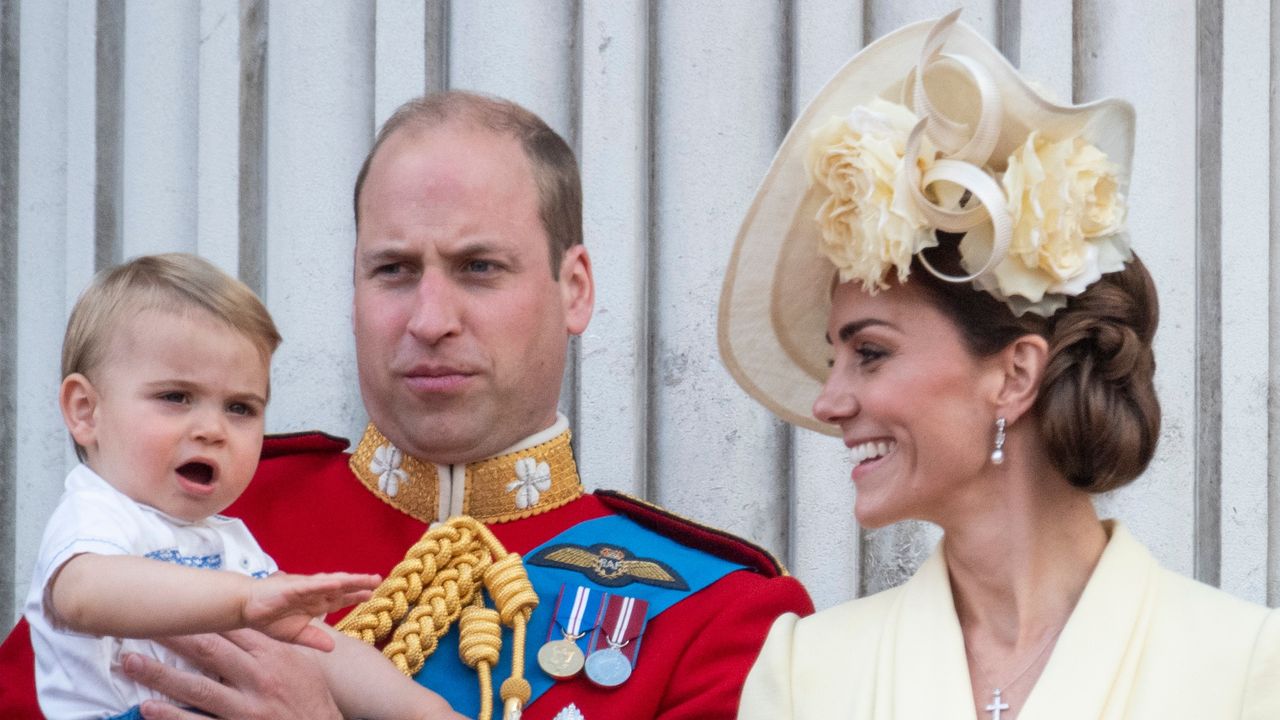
719,10,1136,435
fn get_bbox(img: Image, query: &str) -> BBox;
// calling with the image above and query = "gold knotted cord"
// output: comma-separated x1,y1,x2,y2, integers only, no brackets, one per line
336,516,538,720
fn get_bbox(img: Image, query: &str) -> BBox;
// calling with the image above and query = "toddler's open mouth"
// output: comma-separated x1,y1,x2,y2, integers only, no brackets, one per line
176,461,214,485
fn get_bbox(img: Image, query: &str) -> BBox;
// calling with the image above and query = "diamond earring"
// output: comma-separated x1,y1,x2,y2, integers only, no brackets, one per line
991,417,1006,465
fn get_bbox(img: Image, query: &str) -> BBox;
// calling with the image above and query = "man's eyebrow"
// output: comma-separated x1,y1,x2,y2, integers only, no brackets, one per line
824,318,896,344
357,246,410,265
443,241,503,257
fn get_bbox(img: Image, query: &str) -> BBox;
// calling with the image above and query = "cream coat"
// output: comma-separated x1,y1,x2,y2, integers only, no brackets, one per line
738,522,1280,719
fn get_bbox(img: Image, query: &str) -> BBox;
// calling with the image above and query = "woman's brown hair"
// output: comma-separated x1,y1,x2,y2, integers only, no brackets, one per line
911,233,1161,492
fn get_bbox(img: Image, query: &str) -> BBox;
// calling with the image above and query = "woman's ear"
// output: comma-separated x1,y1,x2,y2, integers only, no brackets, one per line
992,334,1049,424
60,373,100,453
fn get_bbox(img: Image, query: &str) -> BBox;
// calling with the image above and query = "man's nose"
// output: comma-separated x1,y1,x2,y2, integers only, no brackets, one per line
406,270,464,344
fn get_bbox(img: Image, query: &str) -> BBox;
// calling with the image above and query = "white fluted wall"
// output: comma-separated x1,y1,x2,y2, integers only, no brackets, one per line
2,0,1276,624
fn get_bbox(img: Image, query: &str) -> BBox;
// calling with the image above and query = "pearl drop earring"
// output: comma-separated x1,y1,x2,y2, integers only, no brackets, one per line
991,417,1006,465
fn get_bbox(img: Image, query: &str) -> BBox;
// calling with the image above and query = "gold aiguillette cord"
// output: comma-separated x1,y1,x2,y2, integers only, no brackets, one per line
337,516,539,720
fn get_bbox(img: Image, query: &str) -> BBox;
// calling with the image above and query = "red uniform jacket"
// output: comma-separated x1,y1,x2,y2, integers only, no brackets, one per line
0,431,813,719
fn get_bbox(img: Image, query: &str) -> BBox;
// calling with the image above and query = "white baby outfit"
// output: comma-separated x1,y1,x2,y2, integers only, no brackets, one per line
24,463,277,719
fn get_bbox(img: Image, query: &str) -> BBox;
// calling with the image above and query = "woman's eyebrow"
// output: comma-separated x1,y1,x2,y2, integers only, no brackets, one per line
825,318,896,344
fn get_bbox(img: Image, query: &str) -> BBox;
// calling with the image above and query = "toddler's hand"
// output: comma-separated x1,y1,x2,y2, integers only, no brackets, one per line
241,572,380,651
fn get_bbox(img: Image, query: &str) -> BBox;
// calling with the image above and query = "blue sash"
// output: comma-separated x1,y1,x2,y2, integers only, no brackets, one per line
414,514,745,716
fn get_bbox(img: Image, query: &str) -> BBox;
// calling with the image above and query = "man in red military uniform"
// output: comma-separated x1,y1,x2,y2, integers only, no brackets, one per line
0,92,811,719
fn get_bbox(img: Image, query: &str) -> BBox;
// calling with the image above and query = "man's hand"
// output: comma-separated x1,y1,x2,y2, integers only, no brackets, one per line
241,571,379,651
122,629,342,720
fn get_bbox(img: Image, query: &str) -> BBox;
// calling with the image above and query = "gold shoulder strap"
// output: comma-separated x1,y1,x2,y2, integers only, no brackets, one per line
337,516,539,720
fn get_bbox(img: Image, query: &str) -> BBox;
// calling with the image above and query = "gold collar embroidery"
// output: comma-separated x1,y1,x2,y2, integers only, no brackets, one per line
349,423,584,525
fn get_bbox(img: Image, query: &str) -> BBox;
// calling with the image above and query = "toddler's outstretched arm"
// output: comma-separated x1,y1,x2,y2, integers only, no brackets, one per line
316,625,470,720
50,553,378,650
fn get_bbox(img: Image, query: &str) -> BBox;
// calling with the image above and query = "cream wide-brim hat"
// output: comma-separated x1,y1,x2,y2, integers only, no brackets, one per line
717,12,1135,436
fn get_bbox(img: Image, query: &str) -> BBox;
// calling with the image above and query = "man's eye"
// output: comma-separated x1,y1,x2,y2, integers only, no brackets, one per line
463,259,496,274
375,262,405,276
159,392,188,404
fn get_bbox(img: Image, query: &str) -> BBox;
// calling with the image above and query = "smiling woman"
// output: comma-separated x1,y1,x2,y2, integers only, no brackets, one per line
720,11,1279,720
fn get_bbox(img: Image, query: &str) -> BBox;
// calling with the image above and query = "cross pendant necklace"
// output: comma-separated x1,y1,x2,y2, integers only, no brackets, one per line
967,624,1066,720
985,688,1011,720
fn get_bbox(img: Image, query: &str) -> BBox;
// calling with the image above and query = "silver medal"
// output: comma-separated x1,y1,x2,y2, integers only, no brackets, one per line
583,645,632,687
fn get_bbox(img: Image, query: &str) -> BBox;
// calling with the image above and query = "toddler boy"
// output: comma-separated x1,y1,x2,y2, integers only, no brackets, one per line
24,254,462,720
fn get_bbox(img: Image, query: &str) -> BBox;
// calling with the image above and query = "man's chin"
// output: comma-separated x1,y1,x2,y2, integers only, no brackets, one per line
379,416,505,465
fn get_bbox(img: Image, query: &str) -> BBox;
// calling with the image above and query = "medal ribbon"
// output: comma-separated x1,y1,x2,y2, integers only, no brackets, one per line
548,584,602,645
589,593,650,663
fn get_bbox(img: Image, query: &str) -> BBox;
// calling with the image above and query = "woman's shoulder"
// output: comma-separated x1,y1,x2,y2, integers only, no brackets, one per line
1151,565,1276,640
1146,569,1280,714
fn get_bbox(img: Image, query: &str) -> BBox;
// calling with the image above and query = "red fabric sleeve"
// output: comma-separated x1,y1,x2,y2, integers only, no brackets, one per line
653,572,812,719
0,617,41,718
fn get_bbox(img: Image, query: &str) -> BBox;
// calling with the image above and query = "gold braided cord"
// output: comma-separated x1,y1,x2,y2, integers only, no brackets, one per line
336,516,538,720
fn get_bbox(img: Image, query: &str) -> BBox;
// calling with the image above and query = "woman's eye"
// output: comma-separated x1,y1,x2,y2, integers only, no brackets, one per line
159,392,188,404
855,344,888,364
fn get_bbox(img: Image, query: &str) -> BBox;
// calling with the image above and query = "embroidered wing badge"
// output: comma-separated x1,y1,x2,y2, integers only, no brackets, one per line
528,543,689,591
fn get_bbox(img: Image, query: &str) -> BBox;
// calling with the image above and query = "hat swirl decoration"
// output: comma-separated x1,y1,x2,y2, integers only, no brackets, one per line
718,9,1135,436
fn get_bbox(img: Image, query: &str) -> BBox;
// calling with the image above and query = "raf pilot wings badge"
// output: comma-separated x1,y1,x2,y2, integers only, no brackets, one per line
527,543,690,591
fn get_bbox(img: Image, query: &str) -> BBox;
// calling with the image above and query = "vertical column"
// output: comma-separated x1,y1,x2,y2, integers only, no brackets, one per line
238,0,267,294
195,0,240,274
198,0,241,275
121,1,199,256
375,0,427,128
447,2,575,140
1016,0,1071,99
788,0,862,609
576,1,649,498
1079,0,1198,576
92,0,123,271
14,0,67,616
1217,0,1272,603
650,0,788,553
264,1,373,440
0,0,18,622
1270,0,1280,608
424,0,448,95
63,4,97,296
865,0,996,45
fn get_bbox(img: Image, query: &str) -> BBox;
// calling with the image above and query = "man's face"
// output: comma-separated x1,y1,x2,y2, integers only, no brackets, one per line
353,123,593,464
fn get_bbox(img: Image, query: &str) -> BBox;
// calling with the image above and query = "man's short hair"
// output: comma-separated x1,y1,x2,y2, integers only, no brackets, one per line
63,253,282,382
353,91,583,276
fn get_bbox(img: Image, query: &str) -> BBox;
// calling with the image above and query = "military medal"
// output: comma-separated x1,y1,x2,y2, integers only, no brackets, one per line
584,593,649,688
584,644,631,687
538,585,602,680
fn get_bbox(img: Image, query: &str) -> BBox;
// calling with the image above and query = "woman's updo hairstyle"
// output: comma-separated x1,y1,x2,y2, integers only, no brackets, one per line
913,233,1160,492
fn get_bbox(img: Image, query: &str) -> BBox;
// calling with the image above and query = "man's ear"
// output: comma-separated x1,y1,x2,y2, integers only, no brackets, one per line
558,244,595,336
991,334,1049,424
60,373,100,452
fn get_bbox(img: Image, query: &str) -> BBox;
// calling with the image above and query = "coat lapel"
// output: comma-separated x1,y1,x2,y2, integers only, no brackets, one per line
1020,521,1158,719
890,544,981,719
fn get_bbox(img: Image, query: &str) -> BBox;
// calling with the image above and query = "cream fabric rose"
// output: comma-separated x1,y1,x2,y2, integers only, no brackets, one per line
805,99,938,292
993,132,1127,311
